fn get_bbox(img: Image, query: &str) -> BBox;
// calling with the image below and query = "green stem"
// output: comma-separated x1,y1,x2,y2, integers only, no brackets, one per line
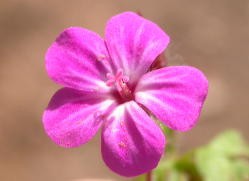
162,126,176,154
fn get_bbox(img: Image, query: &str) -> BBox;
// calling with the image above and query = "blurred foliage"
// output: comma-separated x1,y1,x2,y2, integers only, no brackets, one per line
135,130,249,181
195,130,249,181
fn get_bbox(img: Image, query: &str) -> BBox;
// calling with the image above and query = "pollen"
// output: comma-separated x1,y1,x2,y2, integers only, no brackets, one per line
97,54,106,61
105,69,133,101
120,120,125,128
118,141,126,148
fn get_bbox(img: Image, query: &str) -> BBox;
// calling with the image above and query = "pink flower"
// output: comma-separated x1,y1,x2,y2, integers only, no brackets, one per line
43,12,208,177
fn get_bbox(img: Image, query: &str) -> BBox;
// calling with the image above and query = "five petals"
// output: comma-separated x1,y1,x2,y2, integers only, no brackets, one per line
43,12,208,177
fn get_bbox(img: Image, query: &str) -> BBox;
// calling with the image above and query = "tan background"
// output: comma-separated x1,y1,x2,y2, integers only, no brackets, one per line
0,0,248,180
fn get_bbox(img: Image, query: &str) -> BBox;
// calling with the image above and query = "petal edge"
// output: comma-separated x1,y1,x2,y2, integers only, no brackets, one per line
135,66,208,131
101,101,166,177
43,88,115,147
105,12,170,85
46,27,111,92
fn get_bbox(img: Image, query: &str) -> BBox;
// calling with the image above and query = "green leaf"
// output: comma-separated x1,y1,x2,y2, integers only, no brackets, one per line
168,169,188,181
209,130,249,156
196,147,232,181
154,158,175,181
153,130,249,181
232,160,249,181
195,130,249,181
154,158,189,181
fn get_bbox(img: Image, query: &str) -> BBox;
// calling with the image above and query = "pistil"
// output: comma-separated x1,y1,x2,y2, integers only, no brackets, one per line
117,78,133,101
106,69,133,102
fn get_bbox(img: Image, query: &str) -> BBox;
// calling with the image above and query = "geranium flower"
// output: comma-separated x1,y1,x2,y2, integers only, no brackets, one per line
43,12,208,177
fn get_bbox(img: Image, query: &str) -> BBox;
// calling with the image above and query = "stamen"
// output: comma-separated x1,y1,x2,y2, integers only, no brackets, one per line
106,69,133,101
122,75,129,83
117,78,132,99
97,54,106,61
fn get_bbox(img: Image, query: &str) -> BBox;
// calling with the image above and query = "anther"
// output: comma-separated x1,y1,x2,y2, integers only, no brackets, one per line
106,69,133,101
97,54,106,61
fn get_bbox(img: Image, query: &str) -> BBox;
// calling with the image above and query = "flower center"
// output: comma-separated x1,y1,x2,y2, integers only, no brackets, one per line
106,69,133,102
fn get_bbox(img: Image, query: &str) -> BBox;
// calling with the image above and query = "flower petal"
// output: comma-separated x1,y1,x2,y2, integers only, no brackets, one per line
135,66,208,131
43,88,115,147
101,101,165,177
46,27,112,92
105,12,170,85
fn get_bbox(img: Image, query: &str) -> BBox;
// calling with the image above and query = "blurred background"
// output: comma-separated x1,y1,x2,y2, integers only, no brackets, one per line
0,0,248,180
